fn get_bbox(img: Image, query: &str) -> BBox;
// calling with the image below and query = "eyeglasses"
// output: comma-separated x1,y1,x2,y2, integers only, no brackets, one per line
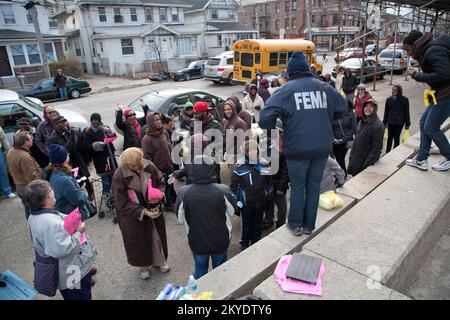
127,113,136,117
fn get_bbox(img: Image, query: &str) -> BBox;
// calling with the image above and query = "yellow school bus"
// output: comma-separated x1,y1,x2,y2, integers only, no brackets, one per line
232,39,322,84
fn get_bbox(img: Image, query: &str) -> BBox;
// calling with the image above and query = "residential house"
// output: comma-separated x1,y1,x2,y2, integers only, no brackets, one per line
183,0,257,56
0,0,65,85
52,0,204,76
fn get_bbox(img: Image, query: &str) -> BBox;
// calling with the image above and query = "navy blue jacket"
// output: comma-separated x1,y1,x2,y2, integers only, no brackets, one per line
259,74,347,160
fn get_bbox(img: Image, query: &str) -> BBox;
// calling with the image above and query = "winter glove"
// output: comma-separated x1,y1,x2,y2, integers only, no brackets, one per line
254,105,261,111
92,141,106,152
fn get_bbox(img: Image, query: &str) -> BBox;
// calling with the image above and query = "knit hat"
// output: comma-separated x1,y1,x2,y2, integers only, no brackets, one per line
48,144,68,165
193,101,210,113
403,30,423,45
287,51,309,75
184,101,194,109
119,147,143,166
90,112,101,122
18,117,30,124
52,115,66,125
260,78,269,87
357,83,367,90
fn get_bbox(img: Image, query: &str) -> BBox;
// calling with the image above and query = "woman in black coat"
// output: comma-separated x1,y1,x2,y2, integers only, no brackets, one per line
347,100,385,177
383,85,411,153
332,100,357,177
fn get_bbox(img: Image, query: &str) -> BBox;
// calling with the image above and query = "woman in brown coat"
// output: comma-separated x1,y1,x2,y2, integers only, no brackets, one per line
112,147,169,280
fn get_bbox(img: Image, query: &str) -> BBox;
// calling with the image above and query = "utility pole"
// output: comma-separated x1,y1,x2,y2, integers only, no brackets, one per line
306,0,312,40
389,4,400,85
25,1,50,78
405,6,415,81
373,0,382,91
255,10,260,39
360,0,369,82
337,0,342,55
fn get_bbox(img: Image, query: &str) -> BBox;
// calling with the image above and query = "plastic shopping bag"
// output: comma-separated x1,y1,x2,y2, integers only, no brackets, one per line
319,191,344,210
401,129,410,144
383,129,388,143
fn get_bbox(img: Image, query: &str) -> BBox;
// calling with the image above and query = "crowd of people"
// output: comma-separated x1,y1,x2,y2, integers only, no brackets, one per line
1,30,449,300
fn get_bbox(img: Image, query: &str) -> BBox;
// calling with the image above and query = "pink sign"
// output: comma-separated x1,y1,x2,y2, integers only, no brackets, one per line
64,207,87,245
72,167,79,177
127,189,139,204
103,136,117,144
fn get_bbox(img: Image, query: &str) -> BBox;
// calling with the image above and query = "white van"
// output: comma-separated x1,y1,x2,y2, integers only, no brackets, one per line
204,51,234,84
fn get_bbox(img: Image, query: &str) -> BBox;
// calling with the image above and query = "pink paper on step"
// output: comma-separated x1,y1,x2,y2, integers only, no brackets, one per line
103,136,117,144
274,255,325,296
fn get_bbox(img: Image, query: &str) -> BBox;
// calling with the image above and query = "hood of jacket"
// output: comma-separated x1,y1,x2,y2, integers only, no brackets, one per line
228,96,242,113
362,101,379,120
145,111,164,135
412,32,433,60
189,155,218,184
248,84,258,99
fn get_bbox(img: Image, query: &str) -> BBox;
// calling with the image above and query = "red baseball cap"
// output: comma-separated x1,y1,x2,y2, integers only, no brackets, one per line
193,101,210,113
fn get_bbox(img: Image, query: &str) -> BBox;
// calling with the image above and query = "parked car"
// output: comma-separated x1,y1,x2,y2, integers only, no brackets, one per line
204,51,234,84
334,47,365,63
18,76,91,101
332,58,386,83
378,49,408,73
126,88,225,121
387,43,403,50
0,89,88,145
171,60,207,81
365,44,383,55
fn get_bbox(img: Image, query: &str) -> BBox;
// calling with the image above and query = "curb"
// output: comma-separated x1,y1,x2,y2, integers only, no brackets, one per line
90,80,168,94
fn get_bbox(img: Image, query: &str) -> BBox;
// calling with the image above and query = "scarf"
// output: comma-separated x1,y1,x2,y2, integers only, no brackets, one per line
128,118,142,138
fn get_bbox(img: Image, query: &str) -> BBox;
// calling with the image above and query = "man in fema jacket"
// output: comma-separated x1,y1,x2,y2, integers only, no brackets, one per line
259,51,347,236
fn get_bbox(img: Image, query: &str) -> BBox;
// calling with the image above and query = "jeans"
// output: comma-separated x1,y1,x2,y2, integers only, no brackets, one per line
99,171,113,196
60,271,92,300
16,188,31,220
58,87,68,100
240,203,265,248
386,124,403,153
417,98,450,161
162,167,176,206
0,152,12,196
287,157,328,231
333,143,348,177
263,192,287,228
192,251,227,279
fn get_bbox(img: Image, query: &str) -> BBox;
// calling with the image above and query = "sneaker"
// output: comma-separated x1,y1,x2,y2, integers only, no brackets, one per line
6,193,16,198
432,158,450,171
140,270,151,280
158,263,170,273
289,227,303,237
405,158,428,171
303,228,313,235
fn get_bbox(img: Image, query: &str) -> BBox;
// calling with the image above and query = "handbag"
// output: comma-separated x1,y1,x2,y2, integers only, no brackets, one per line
338,119,353,149
86,199,97,218
33,250,58,297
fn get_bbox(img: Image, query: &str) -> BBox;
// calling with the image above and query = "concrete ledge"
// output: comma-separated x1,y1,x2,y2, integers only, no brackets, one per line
197,196,356,300
305,153,450,293
253,250,410,300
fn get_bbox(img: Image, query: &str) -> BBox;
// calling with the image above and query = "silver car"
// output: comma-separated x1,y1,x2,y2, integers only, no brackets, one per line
204,51,234,84
0,89,88,145
378,49,408,73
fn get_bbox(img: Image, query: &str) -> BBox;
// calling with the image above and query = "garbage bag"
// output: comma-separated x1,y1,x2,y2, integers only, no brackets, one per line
319,191,344,210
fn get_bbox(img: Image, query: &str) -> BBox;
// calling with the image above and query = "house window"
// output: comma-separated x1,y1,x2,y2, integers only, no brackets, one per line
75,41,82,56
121,39,134,55
26,44,41,64
99,42,104,53
218,35,223,47
285,1,290,13
292,18,296,28
320,15,327,27
10,45,26,66
333,14,338,25
228,9,235,19
26,10,33,24
49,18,58,28
45,43,56,61
292,0,297,11
212,9,218,19
159,8,166,22
285,18,289,29
98,7,107,22
275,19,279,30
145,7,153,22
275,2,280,14
130,8,137,22
1,4,16,24
264,4,269,14
114,8,123,23
171,8,178,22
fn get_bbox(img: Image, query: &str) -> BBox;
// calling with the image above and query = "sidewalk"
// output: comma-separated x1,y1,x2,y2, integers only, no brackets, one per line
83,74,159,94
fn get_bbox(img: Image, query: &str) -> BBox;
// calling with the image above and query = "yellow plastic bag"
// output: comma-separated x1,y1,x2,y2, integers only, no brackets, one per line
319,191,344,210
339,89,346,98
401,129,410,144
383,129,388,143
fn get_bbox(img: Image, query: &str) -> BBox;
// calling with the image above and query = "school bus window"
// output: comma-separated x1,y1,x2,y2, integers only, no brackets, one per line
288,52,293,59
234,52,240,62
279,52,287,65
269,52,278,66
241,53,253,67
255,52,261,64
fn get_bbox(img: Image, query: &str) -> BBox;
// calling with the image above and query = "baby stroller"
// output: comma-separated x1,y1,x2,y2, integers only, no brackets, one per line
93,141,118,224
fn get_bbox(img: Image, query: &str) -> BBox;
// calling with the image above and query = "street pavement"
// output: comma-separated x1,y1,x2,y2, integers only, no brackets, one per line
0,64,436,300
